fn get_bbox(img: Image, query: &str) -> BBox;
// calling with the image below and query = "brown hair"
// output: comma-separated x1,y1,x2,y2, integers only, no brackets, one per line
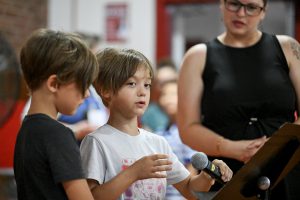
263,0,268,7
157,58,177,71
94,48,153,106
20,28,98,96
223,0,268,7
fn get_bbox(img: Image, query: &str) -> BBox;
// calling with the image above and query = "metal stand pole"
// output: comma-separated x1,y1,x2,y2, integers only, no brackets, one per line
257,176,271,200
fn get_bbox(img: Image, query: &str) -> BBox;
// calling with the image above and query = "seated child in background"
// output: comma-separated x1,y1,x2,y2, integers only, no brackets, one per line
141,59,178,132
80,47,233,200
156,79,197,200
13,28,97,200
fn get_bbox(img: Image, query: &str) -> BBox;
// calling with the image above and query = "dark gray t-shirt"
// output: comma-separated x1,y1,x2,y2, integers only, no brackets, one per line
14,113,84,200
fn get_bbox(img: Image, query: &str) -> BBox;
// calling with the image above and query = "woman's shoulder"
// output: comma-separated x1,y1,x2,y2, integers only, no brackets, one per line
275,34,298,47
185,43,207,57
275,35,299,64
181,42,208,73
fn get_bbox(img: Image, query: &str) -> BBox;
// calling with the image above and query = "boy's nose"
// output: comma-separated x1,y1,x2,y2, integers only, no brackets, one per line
137,86,146,97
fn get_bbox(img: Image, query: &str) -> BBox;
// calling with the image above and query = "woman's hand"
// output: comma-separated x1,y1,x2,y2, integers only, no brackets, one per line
222,136,268,163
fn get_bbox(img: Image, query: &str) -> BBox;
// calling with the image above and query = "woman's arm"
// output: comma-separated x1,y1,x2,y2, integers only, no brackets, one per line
178,44,224,156
277,35,300,125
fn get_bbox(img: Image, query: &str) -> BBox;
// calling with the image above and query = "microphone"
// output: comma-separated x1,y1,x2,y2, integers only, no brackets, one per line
191,152,225,184
257,176,270,191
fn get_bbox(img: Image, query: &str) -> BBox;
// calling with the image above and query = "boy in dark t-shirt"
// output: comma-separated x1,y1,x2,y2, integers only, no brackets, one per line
13,28,98,200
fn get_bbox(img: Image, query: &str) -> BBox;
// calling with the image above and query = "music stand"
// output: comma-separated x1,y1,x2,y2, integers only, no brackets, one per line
193,123,300,200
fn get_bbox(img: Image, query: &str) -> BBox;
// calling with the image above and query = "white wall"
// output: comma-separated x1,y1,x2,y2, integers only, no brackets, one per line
48,0,74,31
48,0,156,64
47,0,294,68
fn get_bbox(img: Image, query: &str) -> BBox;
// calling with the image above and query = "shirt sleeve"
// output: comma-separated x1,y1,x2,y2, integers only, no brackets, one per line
183,144,197,164
80,135,106,184
160,137,190,185
45,127,84,184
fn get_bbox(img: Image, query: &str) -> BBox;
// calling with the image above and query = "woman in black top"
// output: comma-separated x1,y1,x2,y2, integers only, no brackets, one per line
178,0,300,199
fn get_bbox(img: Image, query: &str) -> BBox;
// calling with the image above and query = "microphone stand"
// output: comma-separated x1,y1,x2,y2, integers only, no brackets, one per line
256,176,271,200
257,189,270,200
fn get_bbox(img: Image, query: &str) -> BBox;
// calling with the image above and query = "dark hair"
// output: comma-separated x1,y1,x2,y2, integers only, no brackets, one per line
159,78,178,89
20,28,98,96
223,0,267,7
157,58,177,71
94,48,153,106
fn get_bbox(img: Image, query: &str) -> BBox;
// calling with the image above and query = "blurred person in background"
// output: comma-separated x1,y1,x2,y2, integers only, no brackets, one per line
156,79,197,200
141,58,178,132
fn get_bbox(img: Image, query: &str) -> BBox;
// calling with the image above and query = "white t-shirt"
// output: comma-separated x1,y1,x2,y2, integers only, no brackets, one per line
80,124,190,200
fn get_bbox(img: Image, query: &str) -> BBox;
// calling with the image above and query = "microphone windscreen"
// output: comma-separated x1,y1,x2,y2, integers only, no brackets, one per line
191,152,209,170
257,176,271,190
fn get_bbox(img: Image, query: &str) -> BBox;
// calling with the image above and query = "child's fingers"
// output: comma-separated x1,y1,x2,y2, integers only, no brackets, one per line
151,165,172,173
213,159,233,182
150,154,169,160
151,172,168,179
153,158,172,166
221,167,233,182
149,154,172,169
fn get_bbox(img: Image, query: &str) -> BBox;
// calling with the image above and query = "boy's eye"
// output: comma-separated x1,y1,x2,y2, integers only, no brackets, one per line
127,82,136,87
145,83,152,89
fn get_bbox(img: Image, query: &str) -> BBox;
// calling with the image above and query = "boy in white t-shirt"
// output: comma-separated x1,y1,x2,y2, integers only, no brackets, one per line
80,48,233,200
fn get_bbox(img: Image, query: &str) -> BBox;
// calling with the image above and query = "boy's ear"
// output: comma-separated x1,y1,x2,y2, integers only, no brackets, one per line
101,90,111,105
46,74,59,92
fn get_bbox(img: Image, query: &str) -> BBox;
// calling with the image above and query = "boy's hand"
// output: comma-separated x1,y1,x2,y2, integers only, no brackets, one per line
129,154,172,180
212,159,233,183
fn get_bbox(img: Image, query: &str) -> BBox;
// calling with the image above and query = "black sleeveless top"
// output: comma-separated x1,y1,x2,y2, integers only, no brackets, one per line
202,32,297,174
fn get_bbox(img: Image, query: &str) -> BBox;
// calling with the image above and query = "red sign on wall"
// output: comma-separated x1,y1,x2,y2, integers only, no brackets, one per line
106,4,128,42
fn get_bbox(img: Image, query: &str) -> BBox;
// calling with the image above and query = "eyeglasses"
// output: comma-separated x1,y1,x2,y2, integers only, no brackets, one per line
224,0,265,16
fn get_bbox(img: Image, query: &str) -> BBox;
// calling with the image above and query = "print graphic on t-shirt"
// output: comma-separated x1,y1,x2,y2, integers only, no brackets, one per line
122,158,166,200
